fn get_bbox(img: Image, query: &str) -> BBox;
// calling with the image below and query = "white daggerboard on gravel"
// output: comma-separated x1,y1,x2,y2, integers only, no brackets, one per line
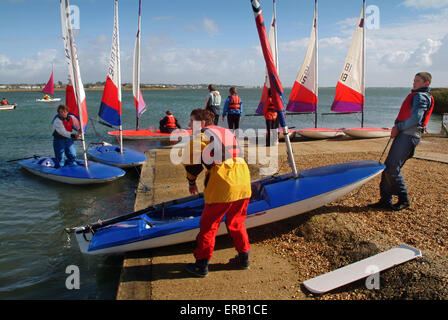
303,244,422,294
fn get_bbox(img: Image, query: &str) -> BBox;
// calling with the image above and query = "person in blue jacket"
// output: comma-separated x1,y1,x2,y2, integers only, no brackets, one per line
222,87,243,132
370,72,434,211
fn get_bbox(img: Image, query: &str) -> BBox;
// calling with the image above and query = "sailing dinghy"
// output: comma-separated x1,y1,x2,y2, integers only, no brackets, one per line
287,0,344,140
36,65,61,102
67,0,385,255
329,0,390,139
87,0,146,168
20,0,125,184
0,104,17,111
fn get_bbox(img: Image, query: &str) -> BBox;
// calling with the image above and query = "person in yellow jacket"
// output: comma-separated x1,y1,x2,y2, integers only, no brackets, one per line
183,109,252,277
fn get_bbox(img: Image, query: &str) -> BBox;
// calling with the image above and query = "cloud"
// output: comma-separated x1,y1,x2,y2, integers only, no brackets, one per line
400,0,448,9
202,18,218,36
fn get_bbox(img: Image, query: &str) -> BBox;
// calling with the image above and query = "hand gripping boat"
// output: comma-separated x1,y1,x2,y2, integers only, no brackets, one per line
67,160,385,255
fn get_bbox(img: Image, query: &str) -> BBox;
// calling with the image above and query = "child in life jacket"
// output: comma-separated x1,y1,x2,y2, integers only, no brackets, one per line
370,72,434,211
159,110,181,133
222,87,243,131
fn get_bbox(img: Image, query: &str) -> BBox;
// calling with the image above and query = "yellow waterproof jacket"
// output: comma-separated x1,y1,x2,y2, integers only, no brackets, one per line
183,128,251,204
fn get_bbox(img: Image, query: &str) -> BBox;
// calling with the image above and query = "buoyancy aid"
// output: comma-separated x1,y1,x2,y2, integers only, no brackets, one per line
201,125,240,168
165,115,177,129
396,91,435,128
1,99,8,105
228,95,242,110
61,116,74,132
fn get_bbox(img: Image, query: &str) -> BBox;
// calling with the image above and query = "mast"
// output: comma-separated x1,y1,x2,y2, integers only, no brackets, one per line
362,0,366,128
134,0,143,130
314,0,318,128
61,0,88,167
273,0,279,71
115,0,123,153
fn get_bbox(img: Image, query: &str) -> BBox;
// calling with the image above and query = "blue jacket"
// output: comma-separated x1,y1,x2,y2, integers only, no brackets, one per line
222,95,243,117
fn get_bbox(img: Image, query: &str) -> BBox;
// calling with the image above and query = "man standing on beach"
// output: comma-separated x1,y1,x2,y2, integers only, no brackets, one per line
183,109,252,277
371,72,434,211
204,84,221,126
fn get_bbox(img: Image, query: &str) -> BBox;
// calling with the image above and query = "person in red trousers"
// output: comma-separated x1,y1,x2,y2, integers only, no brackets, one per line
183,109,252,277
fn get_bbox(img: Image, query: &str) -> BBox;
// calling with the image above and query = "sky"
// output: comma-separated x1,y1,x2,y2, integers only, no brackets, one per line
1,0,448,87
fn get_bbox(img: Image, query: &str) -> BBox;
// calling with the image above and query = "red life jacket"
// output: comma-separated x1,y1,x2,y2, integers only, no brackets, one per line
228,95,241,110
201,125,240,167
62,116,74,132
396,92,435,128
165,115,177,129
1,99,8,105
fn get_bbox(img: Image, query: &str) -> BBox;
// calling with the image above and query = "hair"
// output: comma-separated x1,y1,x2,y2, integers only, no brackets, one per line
208,84,215,91
415,72,432,84
229,87,237,95
57,104,69,112
165,110,172,115
190,108,215,126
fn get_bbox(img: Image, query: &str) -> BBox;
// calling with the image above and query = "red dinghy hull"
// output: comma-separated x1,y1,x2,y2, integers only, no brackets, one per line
108,129,192,141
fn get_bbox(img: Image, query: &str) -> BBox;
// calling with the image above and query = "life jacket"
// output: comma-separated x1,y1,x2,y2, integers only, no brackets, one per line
396,91,434,128
228,95,241,110
165,115,177,129
61,116,74,132
1,99,7,105
201,125,240,168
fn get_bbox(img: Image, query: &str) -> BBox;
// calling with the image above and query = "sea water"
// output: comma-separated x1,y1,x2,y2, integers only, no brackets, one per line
0,88,442,299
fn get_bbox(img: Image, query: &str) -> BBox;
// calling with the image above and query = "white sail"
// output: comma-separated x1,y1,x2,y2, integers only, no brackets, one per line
287,0,318,114
331,0,365,113
60,0,88,165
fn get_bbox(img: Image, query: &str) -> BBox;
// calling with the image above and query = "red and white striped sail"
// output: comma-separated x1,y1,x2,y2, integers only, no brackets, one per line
42,65,55,95
60,0,88,131
133,0,146,127
99,0,122,127
331,1,365,113
256,0,278,115
287,0,318,113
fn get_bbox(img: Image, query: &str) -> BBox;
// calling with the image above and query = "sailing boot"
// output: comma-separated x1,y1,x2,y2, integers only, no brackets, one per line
186,259,209,277
367,199,393,210
229,251,250,269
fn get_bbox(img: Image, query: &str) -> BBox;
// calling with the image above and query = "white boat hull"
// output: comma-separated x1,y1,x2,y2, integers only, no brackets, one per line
36,98,62,102
297,128,345,139
0,104,17,110
343,128,391,139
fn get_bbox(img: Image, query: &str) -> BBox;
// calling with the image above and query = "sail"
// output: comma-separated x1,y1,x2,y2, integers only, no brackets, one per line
287,0,318,113
42,65,55,95
99,0,122,126
256,0,278,115
133,0,146,120
60,0,88,131
251,0,297,176
331,2,365,113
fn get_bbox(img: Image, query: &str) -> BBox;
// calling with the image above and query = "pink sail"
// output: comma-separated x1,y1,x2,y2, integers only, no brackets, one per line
42,65,55,95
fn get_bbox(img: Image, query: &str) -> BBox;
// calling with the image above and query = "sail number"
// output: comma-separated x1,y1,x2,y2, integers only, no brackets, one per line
340,63,352,82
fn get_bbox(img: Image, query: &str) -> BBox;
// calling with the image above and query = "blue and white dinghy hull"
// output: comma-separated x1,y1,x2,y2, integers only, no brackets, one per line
87,145,146,168
19,157,126,184
72,160,385,255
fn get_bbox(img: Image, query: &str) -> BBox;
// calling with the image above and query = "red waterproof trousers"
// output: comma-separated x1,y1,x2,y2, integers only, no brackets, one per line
194,198,251,261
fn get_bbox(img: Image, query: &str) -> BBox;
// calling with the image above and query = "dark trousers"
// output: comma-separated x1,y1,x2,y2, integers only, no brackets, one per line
206,106,220,125
265,119,277,146
227,114,240,131
160,126,176,133
380,133,420,203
